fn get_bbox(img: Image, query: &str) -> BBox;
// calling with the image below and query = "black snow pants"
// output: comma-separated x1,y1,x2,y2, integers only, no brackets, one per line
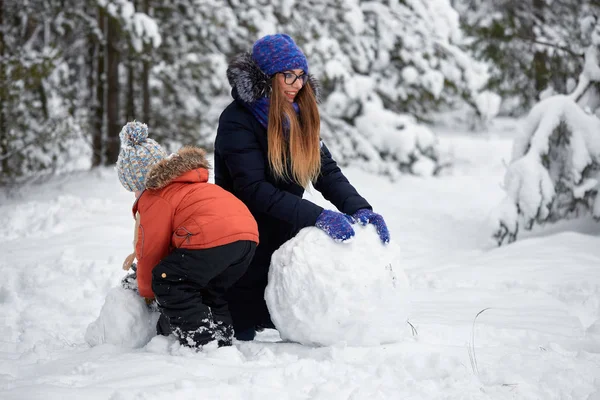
151,240,256,348
225,245,275,337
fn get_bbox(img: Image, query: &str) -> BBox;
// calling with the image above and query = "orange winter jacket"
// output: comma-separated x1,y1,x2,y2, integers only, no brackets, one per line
132,147,258,298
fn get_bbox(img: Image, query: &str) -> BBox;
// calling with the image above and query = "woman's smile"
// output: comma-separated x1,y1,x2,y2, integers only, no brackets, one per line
278,69,305,103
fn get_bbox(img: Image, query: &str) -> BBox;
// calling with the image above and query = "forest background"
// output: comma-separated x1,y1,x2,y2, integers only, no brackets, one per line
0,0,596,184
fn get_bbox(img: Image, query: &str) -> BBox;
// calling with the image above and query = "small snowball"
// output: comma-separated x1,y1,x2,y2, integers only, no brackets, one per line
85,286,159,348
265,225,412,346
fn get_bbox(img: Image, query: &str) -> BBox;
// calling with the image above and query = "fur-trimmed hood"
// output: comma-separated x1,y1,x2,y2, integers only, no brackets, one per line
145,147,210,190
226,52,321,104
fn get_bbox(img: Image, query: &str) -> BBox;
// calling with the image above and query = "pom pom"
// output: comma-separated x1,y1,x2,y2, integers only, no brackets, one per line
120,121,149,146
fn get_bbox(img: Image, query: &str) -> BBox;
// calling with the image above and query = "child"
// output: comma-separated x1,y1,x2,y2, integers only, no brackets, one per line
116,121,259,348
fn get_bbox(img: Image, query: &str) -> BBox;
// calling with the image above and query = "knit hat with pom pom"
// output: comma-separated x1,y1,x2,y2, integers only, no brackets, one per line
116,121,167,192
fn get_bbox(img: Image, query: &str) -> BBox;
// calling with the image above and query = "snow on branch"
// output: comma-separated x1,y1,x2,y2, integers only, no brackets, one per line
101,0,161,52
492,95,600,245
355,101,440,176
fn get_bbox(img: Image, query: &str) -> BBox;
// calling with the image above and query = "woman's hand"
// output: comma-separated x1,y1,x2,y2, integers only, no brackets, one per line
315,210,355,242
352,209,390,244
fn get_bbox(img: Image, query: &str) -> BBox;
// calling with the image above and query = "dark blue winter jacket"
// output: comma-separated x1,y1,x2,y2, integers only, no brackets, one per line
213,51,372,332
214,99,371,259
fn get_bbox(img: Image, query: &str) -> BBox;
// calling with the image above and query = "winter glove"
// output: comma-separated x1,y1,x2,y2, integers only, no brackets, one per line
315,209,355,242
352,209,390,244
120,270,157,309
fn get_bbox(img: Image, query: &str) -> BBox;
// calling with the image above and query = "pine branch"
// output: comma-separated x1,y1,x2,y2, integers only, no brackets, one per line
0,135,47,162
511,34,584,58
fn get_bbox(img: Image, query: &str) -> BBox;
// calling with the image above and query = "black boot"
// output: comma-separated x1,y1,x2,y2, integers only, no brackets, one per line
120,268,138,292
156,313,172,336
215,322,234,347
234,326,256,341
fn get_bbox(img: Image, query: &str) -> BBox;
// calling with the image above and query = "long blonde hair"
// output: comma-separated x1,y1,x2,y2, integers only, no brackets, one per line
267,78,321,187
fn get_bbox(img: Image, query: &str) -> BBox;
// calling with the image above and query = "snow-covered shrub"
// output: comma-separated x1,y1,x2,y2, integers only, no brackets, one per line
493,21,600,245
321,94,443,177
321,96,441,178
355,101,440,176
492,96,600,245
265,225,412,347
319,114,400,178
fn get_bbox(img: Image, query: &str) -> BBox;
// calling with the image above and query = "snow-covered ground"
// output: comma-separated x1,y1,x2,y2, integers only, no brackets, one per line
1,123,599,399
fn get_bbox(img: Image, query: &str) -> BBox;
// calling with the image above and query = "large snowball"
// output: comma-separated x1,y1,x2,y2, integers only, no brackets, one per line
85,286,159,348
265,225,411,346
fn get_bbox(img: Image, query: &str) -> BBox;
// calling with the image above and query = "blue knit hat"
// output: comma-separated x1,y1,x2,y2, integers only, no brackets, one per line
251,34,309,76
116,121,167,192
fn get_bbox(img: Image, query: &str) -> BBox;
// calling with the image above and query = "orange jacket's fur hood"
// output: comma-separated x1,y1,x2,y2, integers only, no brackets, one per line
145,147,210,190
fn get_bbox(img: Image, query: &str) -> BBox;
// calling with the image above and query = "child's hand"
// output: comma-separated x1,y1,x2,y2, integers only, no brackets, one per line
122,253,136,270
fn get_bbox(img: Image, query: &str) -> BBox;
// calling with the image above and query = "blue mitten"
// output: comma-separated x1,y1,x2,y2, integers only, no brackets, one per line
315,210,355,242
352,209,390,244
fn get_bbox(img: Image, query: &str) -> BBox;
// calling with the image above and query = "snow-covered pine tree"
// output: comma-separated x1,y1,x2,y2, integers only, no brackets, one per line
492,15,600,245
0,0,93,184
271,0,489,176
151,0,476,176
0,0,164,181
1,0,491,182
458,0,593,115
570,16,600,114
147,0,248,150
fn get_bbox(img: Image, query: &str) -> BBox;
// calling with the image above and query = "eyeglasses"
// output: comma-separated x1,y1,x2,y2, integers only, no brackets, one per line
280,72,308,86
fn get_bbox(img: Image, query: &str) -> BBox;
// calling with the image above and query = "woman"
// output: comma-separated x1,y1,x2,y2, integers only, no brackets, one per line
214,34,390,341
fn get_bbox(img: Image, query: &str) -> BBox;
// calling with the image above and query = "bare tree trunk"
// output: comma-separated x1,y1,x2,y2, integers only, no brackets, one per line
532,0,549,93
127,48,135,121
105,15,120,164
0,0,8,177
92,6,105,167
126,0,138,122
142,60,150,124
142,0,150,124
